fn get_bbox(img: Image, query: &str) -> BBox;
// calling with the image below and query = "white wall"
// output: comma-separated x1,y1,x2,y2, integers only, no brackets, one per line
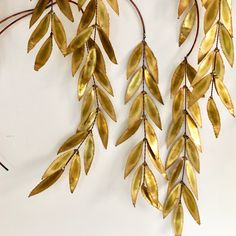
0,1,236,235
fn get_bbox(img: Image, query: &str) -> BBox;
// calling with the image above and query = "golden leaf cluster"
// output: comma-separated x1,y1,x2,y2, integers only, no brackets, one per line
165,1,202,235
194,0,234,137
29,0,118,196
116,40,166,209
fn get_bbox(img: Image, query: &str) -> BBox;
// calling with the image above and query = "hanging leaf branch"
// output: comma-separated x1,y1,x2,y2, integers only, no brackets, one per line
164,1,202,235
116,0,166,209
29,0,119,196
191,0,234,137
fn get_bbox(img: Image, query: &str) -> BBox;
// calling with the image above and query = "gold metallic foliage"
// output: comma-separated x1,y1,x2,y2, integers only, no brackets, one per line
29,0,118,196
0,0,235,236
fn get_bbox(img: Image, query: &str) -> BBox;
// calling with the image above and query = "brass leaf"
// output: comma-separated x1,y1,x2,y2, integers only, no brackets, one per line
145,44,158,82
52,13,67,55
131,165,143,206
163,183,181,218
215,78,235,116
182,185,201,224
171,61,185,96
29,169,64,197
221,0,233,36
207,97,221,137
145,94,162,130
28,13,50,52
173,203,184,236
186,138,200,173
34,36,53,71
124,141,143,178
166,137,184,169
97,111,109,149
56,0,74,22
178,0,190,17
42,150,75,179
204,0,219,33
58,131,87,154
69,152,81,193
97,88,117,121
125,68,142,104
127,42,143,79
186,160,198,199
72,46,85,76
98,0,110,36
84,134,95,174
172,88,184,122
97,27,117,64
30,0,50,28
106,0,119,15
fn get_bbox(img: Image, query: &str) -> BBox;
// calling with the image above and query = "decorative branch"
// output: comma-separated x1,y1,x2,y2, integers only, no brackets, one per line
29,0,119,196
191,0,234,137
164,1,202,235
116,0,166,209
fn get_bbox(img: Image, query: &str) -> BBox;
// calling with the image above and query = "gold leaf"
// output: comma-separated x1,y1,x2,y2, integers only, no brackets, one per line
131,165,143,206
58,131,87,154
79,110,97,131
198,24,217,63
69,152,81,193
207,97,221,137
106,0,119,15
190,74,212,106
221,0,233,36
186,160,198,199
145,94,162,130
43,150,74,179
215,79,235,116
125,68,142,103
145,44,158,82
187,114,201,152
204,0,219,33
147,144,168,180
124,141,143,178
30,0,50,28
72,46,85,76
193,51,214,85
172,88,184,122
78,0,96,32
173,203,184,236
34,36,53,71
141,184,162,210
219,24,234,67
28,13,50,52
182,185,201,224
171,62,185,96
116,119,142,146
94,68,113,96
166,137,184,169
98,0,110,36
68,26,94,52
77,68,89,100
97,88,117,121
29,170,63,197
186,138,200,173
88,39,106,73
84,134,95,174
83,47,97,81
145,120,159,157
56,0,74,22
128,93,143,128
215,51,225,80
97,111,109,148
186,63,197,84
166,114,184,148
127,42,143,79
144,69,163,104
144,165,161,210
168,160,183,193
178,0,190,17
163,183,181,218
97,27,117,64
187,89,202,127
51,13,67,55
179,4,196,46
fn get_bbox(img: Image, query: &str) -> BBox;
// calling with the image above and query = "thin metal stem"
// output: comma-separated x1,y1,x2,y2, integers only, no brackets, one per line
128,0,146,40
0,162,9,171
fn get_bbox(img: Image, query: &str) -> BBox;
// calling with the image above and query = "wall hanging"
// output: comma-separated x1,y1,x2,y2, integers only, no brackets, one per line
0,0,234,236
